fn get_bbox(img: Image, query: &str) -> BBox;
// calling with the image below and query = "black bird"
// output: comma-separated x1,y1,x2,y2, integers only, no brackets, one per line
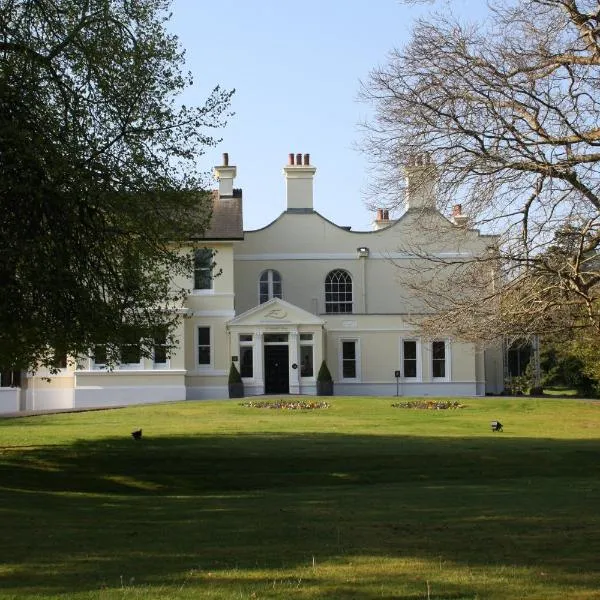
131,429,142,440
490,420,503,432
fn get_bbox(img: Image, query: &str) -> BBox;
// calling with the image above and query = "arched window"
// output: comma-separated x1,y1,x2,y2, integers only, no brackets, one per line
325,269,353,313
259,269,282,303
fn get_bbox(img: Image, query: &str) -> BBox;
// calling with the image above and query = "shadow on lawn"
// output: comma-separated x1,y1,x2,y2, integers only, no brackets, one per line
0,432,599,597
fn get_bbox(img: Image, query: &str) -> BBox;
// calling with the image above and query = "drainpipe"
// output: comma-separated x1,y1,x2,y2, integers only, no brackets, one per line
356,247,370,313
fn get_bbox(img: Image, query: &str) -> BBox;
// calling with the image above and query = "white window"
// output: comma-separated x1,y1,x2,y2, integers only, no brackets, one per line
120,333,142,369
340,339,360,381
401,338,422,380
197,326,211,367
0,370,21,387
432,340,451,380
194,248,214,290
153,329,168,368
239,334,253,378
92,345,107,369
259,269,282,303
299,333,314,378
325,270,353,313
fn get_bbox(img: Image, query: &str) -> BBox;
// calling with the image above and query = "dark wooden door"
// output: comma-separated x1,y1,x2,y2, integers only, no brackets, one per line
264,345,289,394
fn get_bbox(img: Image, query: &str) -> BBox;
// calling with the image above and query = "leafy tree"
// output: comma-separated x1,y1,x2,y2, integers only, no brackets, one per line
361,0,600,343
0,0,233,371
540,339,600,397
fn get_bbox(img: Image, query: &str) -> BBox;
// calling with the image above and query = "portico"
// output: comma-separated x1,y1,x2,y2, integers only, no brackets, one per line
227,298,325,396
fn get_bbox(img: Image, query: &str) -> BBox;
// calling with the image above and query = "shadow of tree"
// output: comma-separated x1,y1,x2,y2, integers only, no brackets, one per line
0,432,599,598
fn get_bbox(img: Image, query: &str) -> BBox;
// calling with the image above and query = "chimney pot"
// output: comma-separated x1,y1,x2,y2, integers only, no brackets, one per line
452,204,462,216
376,208,383,220
222,152,229,167
383,209,389,220
284,153,317,210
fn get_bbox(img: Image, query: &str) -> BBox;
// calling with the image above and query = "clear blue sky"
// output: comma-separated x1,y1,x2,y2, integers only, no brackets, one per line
168,0,485,231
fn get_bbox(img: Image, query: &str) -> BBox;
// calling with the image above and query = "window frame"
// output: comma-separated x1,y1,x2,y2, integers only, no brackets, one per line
153,330,169,369
119,339,143,370
239,334,254,379
258,269,283,304
431,340,451,381
325,269,353,314
339,338,361,382
193,248,214,291
400,338,422,381
197,326,213,370
299,333,314,379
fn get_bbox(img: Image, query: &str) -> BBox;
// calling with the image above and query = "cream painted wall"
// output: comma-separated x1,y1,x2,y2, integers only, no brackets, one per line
235,210,496,316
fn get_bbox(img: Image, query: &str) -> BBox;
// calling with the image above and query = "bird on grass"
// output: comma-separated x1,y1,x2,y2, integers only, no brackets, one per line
131,429,142,440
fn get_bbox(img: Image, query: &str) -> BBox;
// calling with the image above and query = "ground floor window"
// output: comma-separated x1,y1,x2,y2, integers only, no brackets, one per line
341,339,359,380
300,345,313,377
432,340,447,379
198,327,211,366
239,334,253,378
153,330,168,366
93,344,107,368
0,370,21,387
402,339,419,378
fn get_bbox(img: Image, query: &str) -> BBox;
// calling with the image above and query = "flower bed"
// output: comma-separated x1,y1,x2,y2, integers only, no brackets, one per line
391,400,465,410
239,400,330,410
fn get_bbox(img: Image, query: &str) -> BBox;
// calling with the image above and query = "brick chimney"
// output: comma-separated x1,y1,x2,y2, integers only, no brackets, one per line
372,208,391,230
214,152,237,197
404,153,438,209
283,152,316,210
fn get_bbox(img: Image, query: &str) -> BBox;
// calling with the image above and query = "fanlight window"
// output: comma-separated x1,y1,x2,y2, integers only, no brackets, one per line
325,269,353,313
259,269,282,303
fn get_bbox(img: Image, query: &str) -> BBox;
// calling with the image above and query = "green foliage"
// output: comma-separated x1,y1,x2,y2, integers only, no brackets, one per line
316,360,333,382
0,0,233,371
228,361,242,384
541,340,600,398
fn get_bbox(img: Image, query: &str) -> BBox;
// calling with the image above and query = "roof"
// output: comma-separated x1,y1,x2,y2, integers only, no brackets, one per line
192,190,244,241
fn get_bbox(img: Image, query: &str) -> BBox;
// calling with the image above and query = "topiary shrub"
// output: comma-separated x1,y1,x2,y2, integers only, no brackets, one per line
228,362,244,398
316,360,333,396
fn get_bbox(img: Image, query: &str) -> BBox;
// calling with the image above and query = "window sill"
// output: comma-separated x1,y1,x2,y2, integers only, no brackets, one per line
191,289,215,296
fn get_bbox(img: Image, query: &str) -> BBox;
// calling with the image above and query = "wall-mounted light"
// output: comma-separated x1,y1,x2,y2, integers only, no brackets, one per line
357,247,370,258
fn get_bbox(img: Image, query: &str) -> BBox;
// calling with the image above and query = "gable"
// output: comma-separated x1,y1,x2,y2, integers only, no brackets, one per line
228,298,325,327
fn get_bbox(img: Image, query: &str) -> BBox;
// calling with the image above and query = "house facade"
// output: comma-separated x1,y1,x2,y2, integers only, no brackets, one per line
0,153,504,413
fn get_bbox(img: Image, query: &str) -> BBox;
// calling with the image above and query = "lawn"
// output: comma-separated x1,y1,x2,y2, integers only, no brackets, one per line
0,397,599,599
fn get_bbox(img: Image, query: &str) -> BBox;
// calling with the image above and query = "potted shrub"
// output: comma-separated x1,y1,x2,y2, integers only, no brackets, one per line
228,362,244,398
316,360,334,396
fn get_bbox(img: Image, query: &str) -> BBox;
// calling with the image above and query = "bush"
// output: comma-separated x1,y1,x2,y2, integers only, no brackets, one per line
228,362,242,384
317,360,332,382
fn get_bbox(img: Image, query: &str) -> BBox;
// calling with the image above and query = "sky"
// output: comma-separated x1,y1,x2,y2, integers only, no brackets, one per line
168,0,486,232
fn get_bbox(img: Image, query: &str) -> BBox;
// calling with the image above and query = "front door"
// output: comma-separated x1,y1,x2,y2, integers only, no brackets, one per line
264,345,289,394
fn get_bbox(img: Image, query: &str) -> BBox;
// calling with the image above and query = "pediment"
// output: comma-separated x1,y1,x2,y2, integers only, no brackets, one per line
228,298,325,327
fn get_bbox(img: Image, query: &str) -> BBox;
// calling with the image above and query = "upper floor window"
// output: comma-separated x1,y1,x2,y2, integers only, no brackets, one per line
259,269,282,303
194,248,213,290
325,269,353,313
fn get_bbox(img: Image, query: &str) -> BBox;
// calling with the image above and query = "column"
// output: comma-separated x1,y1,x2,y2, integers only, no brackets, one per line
289,330,300,394
254,331,264,395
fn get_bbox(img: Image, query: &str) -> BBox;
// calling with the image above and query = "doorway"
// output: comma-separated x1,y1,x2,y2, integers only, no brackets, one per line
264,345,289,394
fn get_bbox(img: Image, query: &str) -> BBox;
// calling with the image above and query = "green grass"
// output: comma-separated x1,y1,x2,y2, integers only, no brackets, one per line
1,397,599,599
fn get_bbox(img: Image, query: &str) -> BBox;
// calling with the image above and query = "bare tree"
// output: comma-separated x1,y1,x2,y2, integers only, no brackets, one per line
361,0,600,343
